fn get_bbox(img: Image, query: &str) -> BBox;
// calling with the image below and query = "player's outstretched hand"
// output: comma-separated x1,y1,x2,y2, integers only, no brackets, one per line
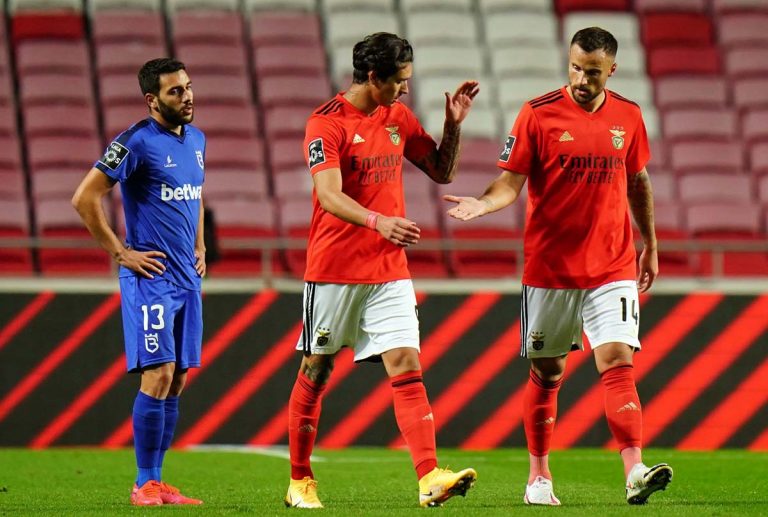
195,247,206,278
443,194,489,221
636,246,658,293
116,248,166,279
445,81,480,125
376,216,421,247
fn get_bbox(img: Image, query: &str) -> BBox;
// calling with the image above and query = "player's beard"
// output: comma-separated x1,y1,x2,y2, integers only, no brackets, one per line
157,98,193,127
571,84,600,105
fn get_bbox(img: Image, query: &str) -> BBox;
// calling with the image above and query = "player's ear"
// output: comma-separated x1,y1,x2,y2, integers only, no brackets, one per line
608,62,617,77
145,93,157,111
368,70,380,87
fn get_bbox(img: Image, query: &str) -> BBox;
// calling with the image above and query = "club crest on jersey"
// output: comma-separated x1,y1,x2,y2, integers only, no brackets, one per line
308,138,326,168
530,331,545,351
195,150,204,170
99,141,130,171
610,129,626,150
385,125,401,146
499,136,516,162
315,327,331,347
144,333,160,353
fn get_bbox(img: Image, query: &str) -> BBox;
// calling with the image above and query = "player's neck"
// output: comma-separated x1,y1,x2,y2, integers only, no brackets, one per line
566,86,606,113
151,113,183,135
343,84,379,115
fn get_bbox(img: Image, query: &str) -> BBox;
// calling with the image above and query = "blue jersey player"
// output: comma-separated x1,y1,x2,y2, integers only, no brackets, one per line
72,58,205,506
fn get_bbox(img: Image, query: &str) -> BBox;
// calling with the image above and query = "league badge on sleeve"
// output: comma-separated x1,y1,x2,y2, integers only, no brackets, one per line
499,136,516,162
99,141,130,171
308,138,326,168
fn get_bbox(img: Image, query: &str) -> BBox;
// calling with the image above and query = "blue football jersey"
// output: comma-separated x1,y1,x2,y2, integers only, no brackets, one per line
95,117,206,290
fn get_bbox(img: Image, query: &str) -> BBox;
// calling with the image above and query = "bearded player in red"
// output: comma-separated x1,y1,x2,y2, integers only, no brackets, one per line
284,32,480,509
445,27,672,506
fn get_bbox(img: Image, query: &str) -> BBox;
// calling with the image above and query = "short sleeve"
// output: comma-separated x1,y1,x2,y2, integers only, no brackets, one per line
94,136,142,183
304,115,343,175
625,112,650,175
497,102,539,175
401,104,437,163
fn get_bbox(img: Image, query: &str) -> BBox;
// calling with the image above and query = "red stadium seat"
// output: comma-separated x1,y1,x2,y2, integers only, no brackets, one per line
555,0,629,14
725,47,768,77
742,109,768,144
176,42,248,75
712,0,768,14
250,12,322,46
0,198,33,274
654,76,728,110
0,134,23,171
263,105,311,140
191,104,259,138
669,141,744,174
20,73,92,105
23,104,98,137
652,202,693,276
272,165,314,200
403,194,450,277
189,73,252,106
718,13,768,48
203,169,269,201
26,135,101,172
16,40,89,76
750,142,768,175
0,104,16,135
102,105,148,140
268,136,306,174
278,195,313,277
0,72,13,105
204,136,265,172
641,13,712,49
402,161,436,201
634,0,706,12
460,138,503,170
11,13,84,43
100,73,144,105
257,75,332,109
677,173,752,204
253,44,327,78
0,169,26,200
647,46,720,76
649,170,676,204
172,10,244,45
92,10,165,44
662,108,737,142
758,175,768,203
732,78,768,111
30,169,86,201
648,138,667,169
95,42,169,76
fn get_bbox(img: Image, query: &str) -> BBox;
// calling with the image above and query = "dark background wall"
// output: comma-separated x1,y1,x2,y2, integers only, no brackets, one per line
0,291,766,450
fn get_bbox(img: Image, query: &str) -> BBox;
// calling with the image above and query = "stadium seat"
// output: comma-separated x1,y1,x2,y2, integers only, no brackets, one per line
490,45,562,79
324,12,399,48
26,135,101,172
30,169,86,201
497,77,564,111
400,0,472,12
322,0,394,12
91,0,163,9
191,104,259,138
166,0,240,12
424,106,499,140
253,44,327,77
649,170,676,204
35,198,113,275
648,138,667,169
16,40,89,76
712,0,768,14
562,12,640,48
718,13,768,48
91,10,165,44
641,13,713,49
725,47,768,77
555,0,630,14
176,42,248,75
204,136,265,172
0,168,26,200
203,169,269,201
244,0,317,11
750,142,768,175
95,41,168,76
8,0,82,11
479,0,554,13
172,10,244,45
405,12,478,47
670,141,744,174
0,135,23,171
678,173,752,204
633,0,706,12
652,201,693,276
23,104,98,138
460,138,505,170
402,194,450,278
257,75,331,109
654,77,728,110
0,198,33,273
250,11,322,47
662,109,738,142
102,105,148,140
269,136,305,174
277,195,313,277
607,76,654,106
20,72,92,106
272,165,314,200
414,74,495,113
413,46,485,78
647,47,720,76
758,174,768,203
612,45,646,77
402,161,436,200
0,104,16,135
263,105,311,140
11,12,84,42
732,78,768,111
742,109,768,144
189,73,252,106
0,72,13,106
484,12,559,47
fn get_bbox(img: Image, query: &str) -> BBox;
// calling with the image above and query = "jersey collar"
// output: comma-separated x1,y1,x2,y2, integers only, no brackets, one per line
563,85,611,119
148,116,187,142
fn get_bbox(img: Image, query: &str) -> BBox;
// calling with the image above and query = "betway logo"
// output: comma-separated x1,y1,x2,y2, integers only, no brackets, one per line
161,183,202,201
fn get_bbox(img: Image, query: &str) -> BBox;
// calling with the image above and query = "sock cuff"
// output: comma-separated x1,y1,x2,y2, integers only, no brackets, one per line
390,370,423,388
136,391,165,408
529,369,563,390
600,363,634,379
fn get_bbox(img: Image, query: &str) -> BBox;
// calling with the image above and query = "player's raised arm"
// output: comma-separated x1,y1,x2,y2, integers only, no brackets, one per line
627,168,658,292
72,167,166,278
410,81,480,184
444,170,527,221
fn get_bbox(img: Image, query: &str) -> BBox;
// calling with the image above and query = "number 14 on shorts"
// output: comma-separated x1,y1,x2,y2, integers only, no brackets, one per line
620,297,638,325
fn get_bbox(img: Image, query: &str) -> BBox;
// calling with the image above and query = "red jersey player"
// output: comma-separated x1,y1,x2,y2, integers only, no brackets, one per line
284,32,480,509
445,27,672,506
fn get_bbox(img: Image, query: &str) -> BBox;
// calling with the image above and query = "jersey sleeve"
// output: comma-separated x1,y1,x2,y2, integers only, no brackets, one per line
304,115,343,175
401,104,437,163
94,134,142,182
497,102,539,175
625,111,651,174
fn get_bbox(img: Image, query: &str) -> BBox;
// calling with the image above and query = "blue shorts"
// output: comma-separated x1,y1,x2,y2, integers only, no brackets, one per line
119,275,202,373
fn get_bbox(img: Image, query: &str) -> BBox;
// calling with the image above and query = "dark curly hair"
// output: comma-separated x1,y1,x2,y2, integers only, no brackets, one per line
138,58,186,95
351,32,413,84
571,27,618,57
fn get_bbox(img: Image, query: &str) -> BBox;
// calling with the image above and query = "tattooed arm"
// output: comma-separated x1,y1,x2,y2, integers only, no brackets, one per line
411,81,479,184
627,168,658,292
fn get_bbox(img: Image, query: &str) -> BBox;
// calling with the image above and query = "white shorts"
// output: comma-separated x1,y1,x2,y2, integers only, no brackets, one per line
520,280,641,359
295,279,420,362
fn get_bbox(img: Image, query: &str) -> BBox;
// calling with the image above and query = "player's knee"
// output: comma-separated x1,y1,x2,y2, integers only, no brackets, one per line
302,355,335,384
530,357,565,382
382,347,421,376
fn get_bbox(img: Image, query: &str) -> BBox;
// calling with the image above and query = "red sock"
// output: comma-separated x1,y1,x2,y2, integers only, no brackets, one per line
523,370,562,457
601,364,643,451
391,371,437,479
288,371,326,480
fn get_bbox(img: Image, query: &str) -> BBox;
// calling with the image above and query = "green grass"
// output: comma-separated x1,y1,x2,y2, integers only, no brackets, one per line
1,447,767,516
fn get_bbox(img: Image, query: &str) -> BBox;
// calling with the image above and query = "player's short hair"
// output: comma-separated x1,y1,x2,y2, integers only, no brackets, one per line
570,27,618,57
352,32,413,84
138,58,186,95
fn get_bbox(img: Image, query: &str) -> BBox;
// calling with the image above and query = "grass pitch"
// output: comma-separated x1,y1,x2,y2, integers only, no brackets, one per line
0,447,766,516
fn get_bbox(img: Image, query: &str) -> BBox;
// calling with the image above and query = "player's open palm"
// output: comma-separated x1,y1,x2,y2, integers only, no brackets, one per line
117,248,166,279
443,194,487,221
445,81,480,125
376,216,421,247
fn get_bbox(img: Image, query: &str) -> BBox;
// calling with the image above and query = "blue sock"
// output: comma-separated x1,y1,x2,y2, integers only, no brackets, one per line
158,395,180,481
132,391,165,487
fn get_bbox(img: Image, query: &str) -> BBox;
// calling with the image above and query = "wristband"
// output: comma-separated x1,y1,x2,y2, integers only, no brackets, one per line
365,212,380,230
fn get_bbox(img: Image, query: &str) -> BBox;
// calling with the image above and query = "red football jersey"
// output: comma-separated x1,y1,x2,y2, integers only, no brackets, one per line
303,93,436,283
498,86,651,289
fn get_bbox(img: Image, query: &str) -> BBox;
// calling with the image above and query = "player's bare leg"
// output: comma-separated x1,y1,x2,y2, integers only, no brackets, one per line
285,354,334,509
382,347,476,507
